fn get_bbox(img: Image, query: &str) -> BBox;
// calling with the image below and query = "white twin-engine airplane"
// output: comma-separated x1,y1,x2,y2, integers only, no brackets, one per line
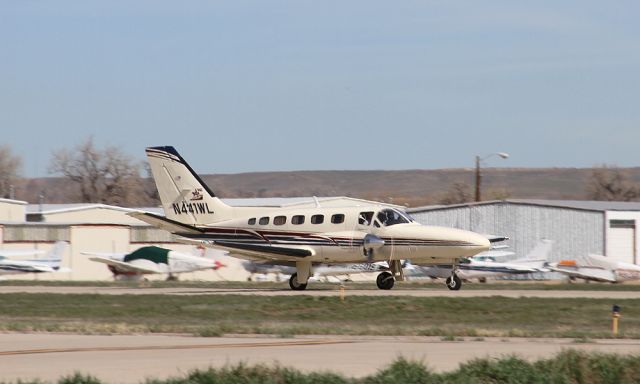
131,146,492,291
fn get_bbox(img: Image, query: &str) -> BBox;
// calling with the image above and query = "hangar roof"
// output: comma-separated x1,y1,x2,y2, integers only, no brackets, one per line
26,196,401,217
408,199,640,213
0,197,27,206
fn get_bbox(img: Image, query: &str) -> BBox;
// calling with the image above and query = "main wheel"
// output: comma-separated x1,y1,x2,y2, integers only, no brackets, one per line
445,275,462,291
376,272,395,290
289,273,308,291
166,274,178,281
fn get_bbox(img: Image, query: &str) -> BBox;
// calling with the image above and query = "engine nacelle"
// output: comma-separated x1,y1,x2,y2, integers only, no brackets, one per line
363,234,385,261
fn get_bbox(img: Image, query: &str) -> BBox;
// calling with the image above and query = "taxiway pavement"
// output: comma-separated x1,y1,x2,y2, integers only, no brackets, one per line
1,285,639,298
1,333,639,383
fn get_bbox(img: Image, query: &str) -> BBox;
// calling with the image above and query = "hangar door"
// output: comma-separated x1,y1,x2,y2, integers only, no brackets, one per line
608,220,636,264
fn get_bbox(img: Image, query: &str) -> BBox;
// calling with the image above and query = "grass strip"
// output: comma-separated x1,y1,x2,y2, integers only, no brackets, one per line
0,293,638,338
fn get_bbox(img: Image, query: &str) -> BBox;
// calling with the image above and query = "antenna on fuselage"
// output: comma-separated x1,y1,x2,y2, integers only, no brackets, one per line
313,196,321,208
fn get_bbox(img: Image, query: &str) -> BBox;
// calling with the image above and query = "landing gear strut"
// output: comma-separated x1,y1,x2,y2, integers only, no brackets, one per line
376,271,395,290
289,273,308,291
445,274,462,290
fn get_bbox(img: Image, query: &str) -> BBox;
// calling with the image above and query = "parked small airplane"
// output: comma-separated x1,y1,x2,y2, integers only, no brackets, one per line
404,239,552,285
83,246,225,281
0,241,69,275
131,146,492,290
243,260,389,282
547,254,640,283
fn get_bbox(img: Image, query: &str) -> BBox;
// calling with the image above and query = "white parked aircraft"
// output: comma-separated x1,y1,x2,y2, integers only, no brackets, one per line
83,246,225,281
405,239,553,285
0,241,69,275
547,254,640,283
130,146,491,290
242,260,389,282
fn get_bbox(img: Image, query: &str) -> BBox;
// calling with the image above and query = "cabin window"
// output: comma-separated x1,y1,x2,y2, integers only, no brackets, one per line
248,218,256,225
358,211,374,226
311,214,324,224
274,216,286,226
292,215,305,225
259,217,269,225
331,214,345,224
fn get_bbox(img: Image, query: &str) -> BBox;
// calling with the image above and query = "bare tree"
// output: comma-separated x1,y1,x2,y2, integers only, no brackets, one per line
587,166,640,201
142,161,160,204
48,137,153,206
0,145,22,199
439,182,472,205
486,188,511,201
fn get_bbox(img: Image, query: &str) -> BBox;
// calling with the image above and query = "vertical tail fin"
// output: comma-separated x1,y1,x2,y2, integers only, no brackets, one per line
45,241,68,261
35,241,69,271
145,146,233,225
524,239,553,261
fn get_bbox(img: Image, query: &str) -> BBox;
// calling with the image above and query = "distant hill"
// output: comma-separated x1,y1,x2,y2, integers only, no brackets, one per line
14,167,640,208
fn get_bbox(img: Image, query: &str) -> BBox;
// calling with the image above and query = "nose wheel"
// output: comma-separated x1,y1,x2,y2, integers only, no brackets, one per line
445,274,462,290
376,271,395,290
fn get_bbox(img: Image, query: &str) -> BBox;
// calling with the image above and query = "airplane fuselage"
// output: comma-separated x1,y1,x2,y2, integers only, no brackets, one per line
173,204,490,265
137,145,494,290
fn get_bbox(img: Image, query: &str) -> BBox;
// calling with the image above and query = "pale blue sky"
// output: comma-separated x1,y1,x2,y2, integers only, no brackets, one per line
2,1,639,176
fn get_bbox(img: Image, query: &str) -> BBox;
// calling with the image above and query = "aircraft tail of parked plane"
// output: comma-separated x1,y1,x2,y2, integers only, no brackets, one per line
0,241,69,275
145,147,233,225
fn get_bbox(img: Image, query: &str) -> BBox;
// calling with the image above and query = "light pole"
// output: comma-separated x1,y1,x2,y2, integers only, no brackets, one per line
475,152,509,202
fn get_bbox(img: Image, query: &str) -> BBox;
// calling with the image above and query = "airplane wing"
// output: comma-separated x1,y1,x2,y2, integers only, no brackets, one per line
0,260,55,274
88,256,161,274
81,252,129,259
173,236,314,262
131,211,313,262
213,241,314,261
546,264,616,283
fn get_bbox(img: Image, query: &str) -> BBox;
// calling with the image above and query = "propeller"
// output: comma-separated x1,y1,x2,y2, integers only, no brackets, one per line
362,234,385,262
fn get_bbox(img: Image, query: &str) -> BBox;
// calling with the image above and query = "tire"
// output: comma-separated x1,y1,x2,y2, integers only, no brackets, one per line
446,275,462,291
376,272,395,290
289,273,308,291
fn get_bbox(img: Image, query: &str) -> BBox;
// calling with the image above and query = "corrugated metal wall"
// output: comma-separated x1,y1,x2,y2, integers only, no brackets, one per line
130,227,175,243
409,202,604,261
3,224,71,242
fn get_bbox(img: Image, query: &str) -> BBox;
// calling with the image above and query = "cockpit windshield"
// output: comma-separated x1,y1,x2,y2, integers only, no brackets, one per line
376,208,413,227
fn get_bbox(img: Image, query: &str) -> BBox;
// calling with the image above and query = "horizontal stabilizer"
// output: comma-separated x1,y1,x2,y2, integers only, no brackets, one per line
128,211,203,234
487,235,509,243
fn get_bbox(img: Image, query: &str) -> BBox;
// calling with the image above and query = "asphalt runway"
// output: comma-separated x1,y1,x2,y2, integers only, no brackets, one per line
1,333,639,383
1,285,640,298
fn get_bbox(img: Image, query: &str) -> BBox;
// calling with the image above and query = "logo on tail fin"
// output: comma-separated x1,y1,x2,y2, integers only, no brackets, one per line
190,188,204,201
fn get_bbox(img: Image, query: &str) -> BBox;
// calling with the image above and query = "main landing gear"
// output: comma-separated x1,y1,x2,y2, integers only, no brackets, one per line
445,274,462,290
376,271,394,290
375,260,404,290
289,273,308,291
